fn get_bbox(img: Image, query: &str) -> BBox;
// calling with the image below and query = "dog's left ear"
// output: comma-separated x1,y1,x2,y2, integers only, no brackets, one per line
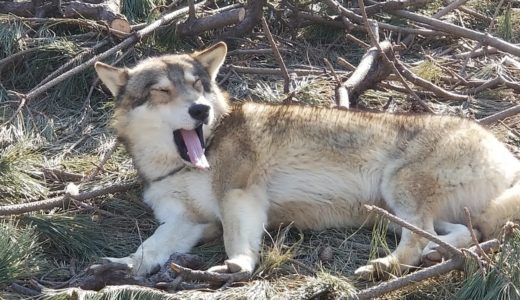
193,42,227,81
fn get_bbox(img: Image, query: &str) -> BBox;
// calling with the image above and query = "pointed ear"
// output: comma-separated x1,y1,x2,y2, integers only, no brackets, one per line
94,62,128,96
193,42,227,81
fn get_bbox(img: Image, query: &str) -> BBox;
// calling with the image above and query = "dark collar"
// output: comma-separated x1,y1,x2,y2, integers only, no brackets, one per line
149,165,185,183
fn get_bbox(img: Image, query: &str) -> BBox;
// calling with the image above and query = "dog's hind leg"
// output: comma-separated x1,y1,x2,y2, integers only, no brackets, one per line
208,185,269,274
421,220,477,265
355,165,437,280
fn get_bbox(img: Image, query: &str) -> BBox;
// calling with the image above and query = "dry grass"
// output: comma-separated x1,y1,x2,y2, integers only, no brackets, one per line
1,0,520,299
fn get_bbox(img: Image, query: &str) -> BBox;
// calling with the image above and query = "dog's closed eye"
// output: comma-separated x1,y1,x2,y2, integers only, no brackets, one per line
151,88,169,94
193,79,203,91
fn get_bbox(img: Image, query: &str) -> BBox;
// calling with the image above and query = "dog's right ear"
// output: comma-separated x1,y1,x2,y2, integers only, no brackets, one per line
94,62,128,96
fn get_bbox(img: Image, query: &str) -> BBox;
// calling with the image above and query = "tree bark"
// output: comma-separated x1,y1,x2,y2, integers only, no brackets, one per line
61,0,130,33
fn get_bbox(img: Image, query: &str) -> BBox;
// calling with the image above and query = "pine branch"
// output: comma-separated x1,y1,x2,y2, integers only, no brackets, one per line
0,181,140,216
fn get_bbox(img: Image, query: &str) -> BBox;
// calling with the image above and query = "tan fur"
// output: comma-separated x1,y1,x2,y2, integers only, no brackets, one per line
94,43,520,279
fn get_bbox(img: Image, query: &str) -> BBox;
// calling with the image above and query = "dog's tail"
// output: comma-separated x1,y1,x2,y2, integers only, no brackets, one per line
476,182,520,240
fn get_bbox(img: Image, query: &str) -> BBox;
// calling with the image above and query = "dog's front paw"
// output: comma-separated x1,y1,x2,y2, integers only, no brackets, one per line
354,255,402,280
207,255,255,274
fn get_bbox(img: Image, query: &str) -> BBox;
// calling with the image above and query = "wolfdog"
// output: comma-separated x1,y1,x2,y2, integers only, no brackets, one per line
94,42,520,279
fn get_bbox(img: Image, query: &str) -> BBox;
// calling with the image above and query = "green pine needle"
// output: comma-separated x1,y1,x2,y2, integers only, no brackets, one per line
22,213,109,259
0,221,43,287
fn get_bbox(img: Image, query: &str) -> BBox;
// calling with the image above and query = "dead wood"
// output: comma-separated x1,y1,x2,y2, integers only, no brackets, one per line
176,7,245,36
390,9,520,57
0,1,37,17
459,0,506,76
352,0,429,16
433,0,470,18
171,263,251,288
478,104,520,125
366,205,464,258
324,0,438,36
221,0,265,39
345,239,500,300
61,0,130,33
227,48,291,56
261,17,291,93
80,262,141,291
8,282,40,297
336,40,394,107
354,0,434,113
466,75,520,95
224,65,347,76
0,181,140,216
394,60,468,101
458,6,493,23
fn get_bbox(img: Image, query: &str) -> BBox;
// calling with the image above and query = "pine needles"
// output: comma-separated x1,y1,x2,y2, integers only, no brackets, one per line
0,144,46,205
455,227,520,300
0,221,43,287
22,214,108,259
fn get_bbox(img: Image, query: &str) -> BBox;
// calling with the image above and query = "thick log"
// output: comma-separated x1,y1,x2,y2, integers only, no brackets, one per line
61,0,130,33
177,8,245,36
337,40,394,107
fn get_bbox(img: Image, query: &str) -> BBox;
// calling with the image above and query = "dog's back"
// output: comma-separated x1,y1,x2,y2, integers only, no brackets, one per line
208,102,520,236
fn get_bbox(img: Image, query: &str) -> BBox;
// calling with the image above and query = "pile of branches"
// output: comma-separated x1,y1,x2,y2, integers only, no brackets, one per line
2,0,520,127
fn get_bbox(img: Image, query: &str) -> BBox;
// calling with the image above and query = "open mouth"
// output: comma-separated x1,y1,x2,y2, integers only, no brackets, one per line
173,125,210,169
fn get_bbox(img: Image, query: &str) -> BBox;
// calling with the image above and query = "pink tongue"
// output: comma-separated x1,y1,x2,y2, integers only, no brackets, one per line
180,129,209,169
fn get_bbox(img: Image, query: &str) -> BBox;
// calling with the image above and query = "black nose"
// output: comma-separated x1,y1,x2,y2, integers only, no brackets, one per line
189,104,210,122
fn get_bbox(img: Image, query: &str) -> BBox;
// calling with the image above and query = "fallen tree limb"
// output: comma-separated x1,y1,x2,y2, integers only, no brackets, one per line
61,0,130,33
353,0,434,113
324,0,438,36
176,7,245,36
222,0,265,38
352,0,429,16
224,65,347,76
261,17,291,93
366,205,464,258
336,40,394,107
466,75,520,95
478,104,520,125
433,0,470,18
394,60,468,101
0,181,140,216
345,239,500,300
171,263,251,287
390,9,520,57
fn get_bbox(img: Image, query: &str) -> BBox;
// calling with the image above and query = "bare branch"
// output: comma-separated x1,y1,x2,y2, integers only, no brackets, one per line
261,17,291,93
390,9,520,57
177,7,245,36
394,60,468,101
365,205,464,258
478,104,520,125
0,181,140,216
345,240,500,300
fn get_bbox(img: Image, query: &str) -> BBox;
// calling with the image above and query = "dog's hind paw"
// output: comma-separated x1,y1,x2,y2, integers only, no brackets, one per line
354,255,402,280
421,242,449,266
